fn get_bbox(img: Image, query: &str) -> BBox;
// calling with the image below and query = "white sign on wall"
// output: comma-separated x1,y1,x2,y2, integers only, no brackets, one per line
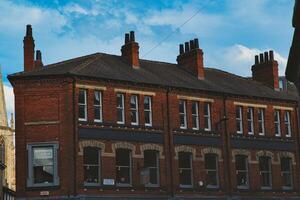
103,179,115,186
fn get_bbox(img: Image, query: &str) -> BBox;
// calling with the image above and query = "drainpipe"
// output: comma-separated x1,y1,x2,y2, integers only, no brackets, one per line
72,77,77,198
294,103,300,194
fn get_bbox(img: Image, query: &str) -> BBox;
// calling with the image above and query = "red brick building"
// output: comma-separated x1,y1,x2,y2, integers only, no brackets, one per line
8,25,300,200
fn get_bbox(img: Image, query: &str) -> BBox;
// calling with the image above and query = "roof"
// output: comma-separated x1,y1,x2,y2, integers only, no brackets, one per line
9,52,299,101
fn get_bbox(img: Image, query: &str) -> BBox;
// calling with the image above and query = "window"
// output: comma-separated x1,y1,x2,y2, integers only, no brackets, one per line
116,149,132,186
235,155,249,189
117,93,125,124
27,143,59,187
259,156,272,189
130,95,139,125
78,90,87,121
204,103,211,131
274,110,281,137
281,157,293,189
144,150,159,187
192,101,199,130
205,154,219,188
144,96,152,126
84,147,101,185
247,107,254,135
0,142,4,164
178,152,193,188
258,109,265,136
94,91,102,122
179,100,187,129
279,79,285,91
236,106,243,134
284,111,292,137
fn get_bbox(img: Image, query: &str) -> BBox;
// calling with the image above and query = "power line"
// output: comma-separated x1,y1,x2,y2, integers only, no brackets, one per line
142,8,202,58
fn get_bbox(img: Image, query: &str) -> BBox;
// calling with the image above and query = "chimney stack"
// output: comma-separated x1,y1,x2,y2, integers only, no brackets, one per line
34,50,43,68
23,25,35,72
251,50,279,90
177,38,205,79
121,31,139,68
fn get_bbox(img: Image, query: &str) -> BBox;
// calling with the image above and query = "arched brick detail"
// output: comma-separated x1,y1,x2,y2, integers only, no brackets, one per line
232,149,251,162
78,140,105,155
140,144,164,159
112,142,136,154
201,147,222,161
256,150,275,163
174,145,196,159
278,152,296,165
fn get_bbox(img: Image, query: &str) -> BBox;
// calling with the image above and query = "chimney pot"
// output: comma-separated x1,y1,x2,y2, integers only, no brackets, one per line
269,50,274,61
255,55,259,64
189,40,195,50
184,42,190,52
264,51,269,62
125,33,130,44
26,24,32,36
130,31,135,42
179,44,184,54
36,50,42,61
194,38,199,49
259,53,264,63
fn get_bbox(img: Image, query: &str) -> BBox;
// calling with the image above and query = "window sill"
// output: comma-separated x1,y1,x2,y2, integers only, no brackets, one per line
179,185,193,189
26,185,60,191
261,186,272,190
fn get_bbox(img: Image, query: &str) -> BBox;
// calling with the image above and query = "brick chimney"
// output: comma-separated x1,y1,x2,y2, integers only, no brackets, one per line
176,38,205,79
23,24,35,72
251,50,279,90
121,31,139,68
34,50,43,68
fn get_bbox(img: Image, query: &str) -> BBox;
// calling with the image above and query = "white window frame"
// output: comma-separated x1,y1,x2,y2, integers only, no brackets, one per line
117,93,125,124
130,95,139,125
192,101,199,130
83,147,101,186
144,96,152,127
179,100,187,129
178,152,193,188
258,108,265,136
94,91,103,123
78,89,87,121
274,110,281,137
284,111,292,137
236,106,243,134
247,107,254,135
27,142,59,188
204,103,211,131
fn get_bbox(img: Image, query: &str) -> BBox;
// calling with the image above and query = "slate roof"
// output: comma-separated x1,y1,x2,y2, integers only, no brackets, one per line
9,52,298,101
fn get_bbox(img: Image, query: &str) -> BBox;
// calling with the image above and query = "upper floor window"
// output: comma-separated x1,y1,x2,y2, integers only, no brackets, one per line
178,152,193,188
179,100,187,129
279,79,285,91
274,110,281,137
130,95,139,125
191,101,199,130
204,103,211,131
259,156,272,189
144,150,159,187
247,107,254,135
27,143,59,187
94,91,102,122
235,155,249,189
205,154,219,188
284,111,292,137
236,106,243,134
258,108,265,136
84,147,101,185
117,93,125,124
281,157,293,190
144,96,152,126
78,90,87,121
116,149,132,186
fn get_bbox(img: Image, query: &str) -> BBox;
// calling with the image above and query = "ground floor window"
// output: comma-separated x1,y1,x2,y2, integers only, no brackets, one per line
27,143,59,187
116,149,132,186
178,152,193,188
205,154,219,188
144,150,159,187
235,155,249,189
259,156,272,189
84,147,101,185
281,157,293,189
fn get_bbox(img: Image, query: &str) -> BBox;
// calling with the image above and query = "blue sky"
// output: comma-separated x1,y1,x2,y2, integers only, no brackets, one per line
0,0,295,116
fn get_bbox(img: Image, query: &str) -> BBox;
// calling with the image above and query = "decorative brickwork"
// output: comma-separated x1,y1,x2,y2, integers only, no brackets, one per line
140,144,164,159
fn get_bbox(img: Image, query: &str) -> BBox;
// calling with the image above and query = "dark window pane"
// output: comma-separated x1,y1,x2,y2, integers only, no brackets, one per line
179,100,185,113
192,117,197,128
237,171,248,186
144,97,150,110
205,154,217,170
117,109,123,122
149,168,158,184
84,147,99,165
33,147,54,184
116,149,130,166
192,102,197,115
130,95,137,109
145,111,150,124
281,158,291,171
207,171,217,186
236,107,241,118
84,166,99,183
117,94,123,107
144,151,157,167
79,106,86,119
259,157,270,171
94,91,101,105
131,111,137,123
33,166,54,184
180,115,185,127
236,155,247,170
94,107,100,120
116,167,130,184
178,152,191,168
179,169,192,185
78,90,86,104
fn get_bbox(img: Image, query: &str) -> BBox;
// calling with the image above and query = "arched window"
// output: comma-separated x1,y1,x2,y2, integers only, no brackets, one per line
259,156,272,189
144,150,159,187
115,149,132,186
178,152,193,188
235,155,249,189
281,157,293,190
0,141,5,164
83,147,101,185
205,153,219,188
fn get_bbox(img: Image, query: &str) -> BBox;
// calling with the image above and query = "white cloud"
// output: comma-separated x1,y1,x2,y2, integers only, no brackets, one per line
63,3,89,15
4,84,14,120
207,44,287,76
